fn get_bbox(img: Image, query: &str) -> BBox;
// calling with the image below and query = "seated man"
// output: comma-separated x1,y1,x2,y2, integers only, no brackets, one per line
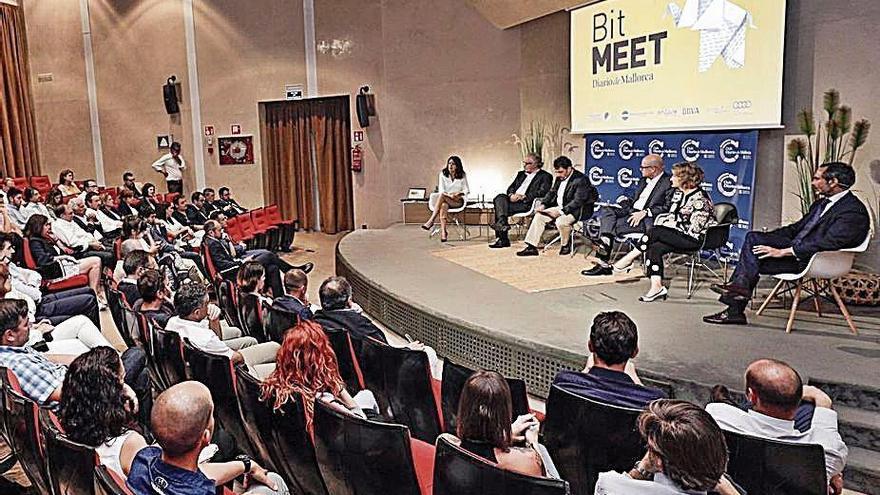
203,219,312,297
516,156,598,257
202,188,220,217
271,269,315,321
116,189,139,218
552,311,666,409
133,269,175,328
85,191,123,239
5,188,28,230
171,195,197,228
314,276,387,343
70,197,104,240
76,179,100,203
706,359,847,492
582,154,672,276
215,187,248,217
186,191,210,227
118,250,153,306
127,381,288,495
52,203,116,269
122,171,143,199
489,153,553,248
705,162,870,325
165,282,279,379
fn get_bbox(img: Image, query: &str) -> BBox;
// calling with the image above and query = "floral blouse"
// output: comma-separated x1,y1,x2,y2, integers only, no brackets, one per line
653,188,717,239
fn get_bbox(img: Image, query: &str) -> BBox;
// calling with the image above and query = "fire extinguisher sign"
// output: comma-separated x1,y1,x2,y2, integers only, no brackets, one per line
351,144,363,172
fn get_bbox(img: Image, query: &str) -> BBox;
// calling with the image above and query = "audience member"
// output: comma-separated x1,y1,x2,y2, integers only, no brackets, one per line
705,162,870,325
118,250,153,306
455,370,558,478
141,208,206,281
0,202,22,236
127,381,288,495
133,269,175,328
151,141,186,194
610,161,716,302
202,188,220,216
706,359,847,491
261,320,378,433
122,172,142,199
139,182,161,214
69,196,104,240
45,188,65,220
595,400,738,495
422,156,470,242
24,214,104,298
99,192,125,223
57,169,82,196
5,188,27,230
237,260,272,305
187,191,210,227
314,276,386,343
77,179,100,202
0,177,13,203
271,269,314,321
172,195,197,228
116,189,139,217
552,311,665,409
165,282,279,378
517,156,598,257
583,154,671,275
489,153,552,249
21,187,52,221
52,203,116,268
215,187,247,217
85,192,123,239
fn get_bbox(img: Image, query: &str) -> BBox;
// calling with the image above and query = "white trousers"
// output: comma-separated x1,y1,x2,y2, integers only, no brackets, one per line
47,315,114,356
524,206,577,247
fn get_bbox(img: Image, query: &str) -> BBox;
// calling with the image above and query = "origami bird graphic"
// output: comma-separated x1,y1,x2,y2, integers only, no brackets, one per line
667,0,755,72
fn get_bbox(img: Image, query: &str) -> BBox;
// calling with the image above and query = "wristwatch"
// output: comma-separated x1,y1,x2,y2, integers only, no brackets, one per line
235,454,252,475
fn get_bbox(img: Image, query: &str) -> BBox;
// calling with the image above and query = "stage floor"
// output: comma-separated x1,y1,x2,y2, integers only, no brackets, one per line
338,224,880,394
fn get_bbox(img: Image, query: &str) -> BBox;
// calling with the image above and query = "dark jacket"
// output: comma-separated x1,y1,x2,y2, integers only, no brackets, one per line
100,206,123,222
171,210,191,227
552,367,666,410
272,295,314,321
27,237,64,278
116,202,137,218
627,172,673,217
117,281,141,307
214,199,247,217
772,191,870,262
314,309,388,344
506,169,554,205
541,169,599,220
204,235,241,277
185,205,209,226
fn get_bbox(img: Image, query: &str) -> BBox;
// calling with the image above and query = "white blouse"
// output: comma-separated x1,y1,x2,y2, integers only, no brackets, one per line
438,172,469,196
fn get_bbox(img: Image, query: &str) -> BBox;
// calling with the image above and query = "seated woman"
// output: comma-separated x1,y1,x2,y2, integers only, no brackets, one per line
595,399,739,495
57,169,82,197
422,155,469,242
116,189,139,218
612,161,716,302
261,320,379,433
454,370,557,478
99,192,125,223
124,213,204,284
24,214,104,299
237,261,272,305
132,269,175,328
45,187,66,220
139,182,162,215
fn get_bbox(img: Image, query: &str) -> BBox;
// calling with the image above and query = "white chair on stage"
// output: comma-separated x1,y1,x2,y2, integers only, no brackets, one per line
754,233,872,334
509,199,540,239
427,192,470,240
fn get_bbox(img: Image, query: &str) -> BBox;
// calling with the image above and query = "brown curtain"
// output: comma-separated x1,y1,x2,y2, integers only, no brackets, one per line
260,96,353,235
0,3,40,178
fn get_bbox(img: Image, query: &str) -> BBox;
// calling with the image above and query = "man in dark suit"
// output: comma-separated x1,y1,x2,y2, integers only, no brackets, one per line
489,153,553,249
171,196,194,227
313,276,388,344
705,162,870,325
271,269,314,321
582,154,672,276
517,156,598,256
202,188,220,217
186,192,210,227
215,187,248,217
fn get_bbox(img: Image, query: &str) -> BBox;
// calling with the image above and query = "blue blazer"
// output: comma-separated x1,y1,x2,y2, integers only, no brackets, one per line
772,192,870,262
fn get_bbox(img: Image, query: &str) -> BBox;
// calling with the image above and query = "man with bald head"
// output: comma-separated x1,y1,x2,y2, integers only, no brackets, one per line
706,359,848,492
127,381,288,495
583,154,671,276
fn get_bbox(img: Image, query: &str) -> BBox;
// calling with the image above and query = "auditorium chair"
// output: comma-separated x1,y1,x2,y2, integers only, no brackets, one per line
224,216,256,250
509,199,540,240
152,328,188,387
755,232,871,334
94,464,133,495
236,214,268,250
265,204,297,251
238,291,268,342
250,207,280,251
12,177,29,190
312,397,434,495
134,313,167,390
427,192,470,240
119,302,145,349
0,366,12,445
217,279,243,330
323,327,364,395
359,337,442,443
440,357,529,434
21,237,90,293
29,175,52,196
433,433,570,495
4,373,51,495
246,373,330,495
182,341,256,460
106,287,136,349
723,429,826,495
40,409,98,495
263,303,296,344
542,385,644,495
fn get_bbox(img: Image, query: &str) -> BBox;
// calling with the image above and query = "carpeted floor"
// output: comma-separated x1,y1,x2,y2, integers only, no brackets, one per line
431,241,642,292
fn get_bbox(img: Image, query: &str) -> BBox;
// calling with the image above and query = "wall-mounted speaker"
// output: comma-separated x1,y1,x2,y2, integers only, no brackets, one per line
356,85,375,127
163,76,179,115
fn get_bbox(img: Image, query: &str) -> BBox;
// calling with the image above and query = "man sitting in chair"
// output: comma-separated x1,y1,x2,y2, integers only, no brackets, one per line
516,156,598,256
704,162,869,325
582,154,672,276
489,153,553,249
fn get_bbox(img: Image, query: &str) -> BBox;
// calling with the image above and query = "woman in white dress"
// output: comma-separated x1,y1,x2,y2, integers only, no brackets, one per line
422,156,469,242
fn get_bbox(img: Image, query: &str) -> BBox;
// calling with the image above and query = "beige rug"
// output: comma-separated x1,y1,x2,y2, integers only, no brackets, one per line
432,241,643,292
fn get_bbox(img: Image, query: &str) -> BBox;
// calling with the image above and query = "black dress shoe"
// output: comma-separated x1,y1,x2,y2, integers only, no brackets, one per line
294,262,315,274
559,245,571,256
703,309,748,325
581,264,613,276
516,245,539,257
489,239,510,248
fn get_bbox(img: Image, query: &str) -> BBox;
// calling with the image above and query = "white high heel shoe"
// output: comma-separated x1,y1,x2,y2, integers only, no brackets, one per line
638,286,668,302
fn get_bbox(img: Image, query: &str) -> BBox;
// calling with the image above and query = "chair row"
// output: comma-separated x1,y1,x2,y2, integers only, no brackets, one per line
223,205,296,252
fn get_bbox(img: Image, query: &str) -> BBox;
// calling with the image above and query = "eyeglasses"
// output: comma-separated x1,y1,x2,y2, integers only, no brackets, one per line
523,161,536,165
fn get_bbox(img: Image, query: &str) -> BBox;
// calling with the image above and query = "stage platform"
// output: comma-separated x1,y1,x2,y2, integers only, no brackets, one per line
337,224,880,489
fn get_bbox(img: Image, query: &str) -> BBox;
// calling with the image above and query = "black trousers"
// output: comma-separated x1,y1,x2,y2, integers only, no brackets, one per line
492,194,531,240
166,180,183,194
724,231,805,311
635,226,701,279
597,206,653,260
36,287,100,328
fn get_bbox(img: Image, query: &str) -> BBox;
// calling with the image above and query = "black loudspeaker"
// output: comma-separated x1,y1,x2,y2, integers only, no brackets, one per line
356,93,370,128
163,77,179,115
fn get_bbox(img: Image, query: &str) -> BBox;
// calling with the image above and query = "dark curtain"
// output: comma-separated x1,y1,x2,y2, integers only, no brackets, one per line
0,2,41,178
260,96,353,235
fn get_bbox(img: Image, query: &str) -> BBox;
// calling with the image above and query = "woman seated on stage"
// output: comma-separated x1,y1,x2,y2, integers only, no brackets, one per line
454,370,558,478
422,155,469,242
260,320,379,433
24,214,104,297
612,161,716,302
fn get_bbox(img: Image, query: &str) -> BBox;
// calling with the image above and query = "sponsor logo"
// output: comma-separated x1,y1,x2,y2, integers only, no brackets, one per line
617,168,639,188
647,139,678,158
682,106,700,115
681,139,716,161
732,100,752,110
588,166,615,187
717,172,752,198
590,140,616,160
617,139,645,161
719,138,753,164
621,110,630,121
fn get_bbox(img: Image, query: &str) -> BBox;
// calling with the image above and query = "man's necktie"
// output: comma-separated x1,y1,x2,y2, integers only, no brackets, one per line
793,198,830,244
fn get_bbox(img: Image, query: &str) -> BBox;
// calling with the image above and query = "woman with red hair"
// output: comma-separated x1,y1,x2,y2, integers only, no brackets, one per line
260,320,378,432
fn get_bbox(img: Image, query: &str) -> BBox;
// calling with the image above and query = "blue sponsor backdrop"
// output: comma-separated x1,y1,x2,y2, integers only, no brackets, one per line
584,130,758,260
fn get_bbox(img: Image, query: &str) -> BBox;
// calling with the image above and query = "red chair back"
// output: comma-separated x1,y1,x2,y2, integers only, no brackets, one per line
29,176,52,195
165,192,180,206
21,238,38,270
12,177,29,189
251,208,271,231
237,214,258,238
61,195,77,205
226,217,245,243
114,237,123,259
265,204,284,224
201,240,220,282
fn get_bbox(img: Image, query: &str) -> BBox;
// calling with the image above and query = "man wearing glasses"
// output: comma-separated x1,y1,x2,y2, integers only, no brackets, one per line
582,154,671,276
489,153,553,248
